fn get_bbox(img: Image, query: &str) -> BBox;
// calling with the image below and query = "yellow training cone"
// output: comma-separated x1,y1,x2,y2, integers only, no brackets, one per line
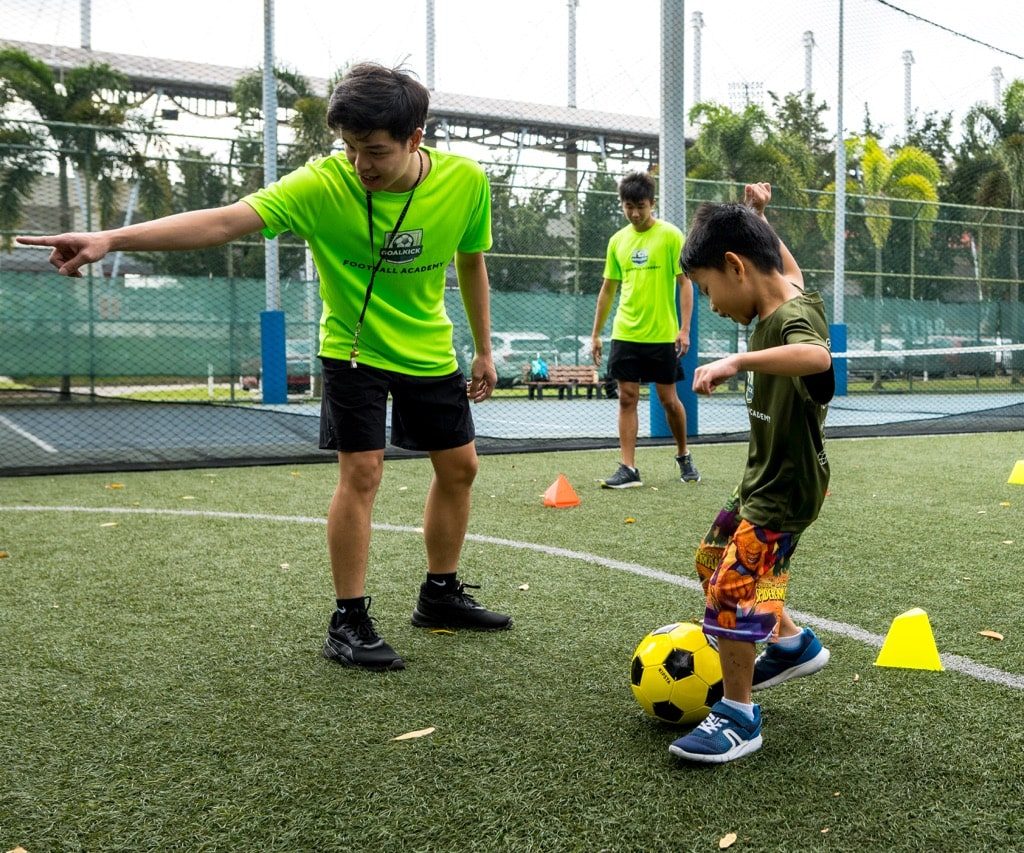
1008,460,1024,485
874,608,944,671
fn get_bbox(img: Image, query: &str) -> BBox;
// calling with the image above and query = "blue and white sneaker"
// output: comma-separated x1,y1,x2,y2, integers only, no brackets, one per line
751,627,830,692
668,701,763,764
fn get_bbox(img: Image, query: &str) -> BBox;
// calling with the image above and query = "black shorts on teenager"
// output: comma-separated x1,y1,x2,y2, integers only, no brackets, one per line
607,340,684,385
318,358,475,453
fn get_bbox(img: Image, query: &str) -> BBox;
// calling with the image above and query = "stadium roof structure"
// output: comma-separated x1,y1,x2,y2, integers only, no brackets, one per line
1,38,661,162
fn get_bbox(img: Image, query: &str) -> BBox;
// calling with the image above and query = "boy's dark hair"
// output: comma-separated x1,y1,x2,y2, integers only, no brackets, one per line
682,202,783,275
618,171,656,204
327,62,429,141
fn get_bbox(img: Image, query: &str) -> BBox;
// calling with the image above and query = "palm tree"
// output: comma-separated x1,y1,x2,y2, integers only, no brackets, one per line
687,100,825,268
0,49,140,236
0,48,146,397
818,136,941,386
959,79,1024,378
0,119,47,249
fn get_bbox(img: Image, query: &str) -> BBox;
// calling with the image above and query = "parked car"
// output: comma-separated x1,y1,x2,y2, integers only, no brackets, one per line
553,334,594,367
904,336,997,378
845,336,906,379
240,338,317,393
490,331,553,385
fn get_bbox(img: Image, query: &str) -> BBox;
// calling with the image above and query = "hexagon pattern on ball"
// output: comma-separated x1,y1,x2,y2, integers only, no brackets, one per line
630,622,723,726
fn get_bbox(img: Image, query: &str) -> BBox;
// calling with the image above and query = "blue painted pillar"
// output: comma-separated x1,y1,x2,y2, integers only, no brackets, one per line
830,322,848,397
261,310,287,404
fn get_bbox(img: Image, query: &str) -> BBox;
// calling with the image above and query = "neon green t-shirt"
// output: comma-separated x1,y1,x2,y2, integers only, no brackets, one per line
603,219,684,343
243,147,491,376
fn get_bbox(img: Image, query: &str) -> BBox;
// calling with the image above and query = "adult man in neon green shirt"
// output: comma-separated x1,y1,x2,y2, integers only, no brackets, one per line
17,62,510,672
591,171,700,488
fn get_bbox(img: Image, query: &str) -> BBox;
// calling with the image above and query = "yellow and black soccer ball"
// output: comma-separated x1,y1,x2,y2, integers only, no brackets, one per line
630,622,723,725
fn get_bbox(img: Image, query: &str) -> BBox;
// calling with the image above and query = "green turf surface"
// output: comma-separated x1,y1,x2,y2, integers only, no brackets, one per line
1,432,1022,851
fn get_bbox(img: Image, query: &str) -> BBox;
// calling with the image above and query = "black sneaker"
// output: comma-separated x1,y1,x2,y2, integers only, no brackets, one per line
677,453,701,483
411,582,513,631
601,463,642,489
322,598,405,671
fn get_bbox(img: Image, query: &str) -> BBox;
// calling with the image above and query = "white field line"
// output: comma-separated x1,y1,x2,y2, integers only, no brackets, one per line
3,504,1022,691
0,415,58,453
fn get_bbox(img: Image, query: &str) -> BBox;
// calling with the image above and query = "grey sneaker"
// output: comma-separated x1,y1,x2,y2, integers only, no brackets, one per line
677,453,701,483
601,463,642,489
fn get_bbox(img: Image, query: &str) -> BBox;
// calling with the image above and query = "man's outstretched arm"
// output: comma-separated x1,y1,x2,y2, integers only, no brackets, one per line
16,201,266,277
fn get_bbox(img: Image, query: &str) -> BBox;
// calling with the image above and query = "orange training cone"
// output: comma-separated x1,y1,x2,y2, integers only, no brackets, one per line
543,474,581,508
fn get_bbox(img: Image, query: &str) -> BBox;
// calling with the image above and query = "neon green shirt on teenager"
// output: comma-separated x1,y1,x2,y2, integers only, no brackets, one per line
243,146,492,376
603,219,684,343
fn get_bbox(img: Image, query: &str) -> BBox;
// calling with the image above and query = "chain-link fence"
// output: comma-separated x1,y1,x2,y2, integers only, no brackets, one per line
2,1,1023,474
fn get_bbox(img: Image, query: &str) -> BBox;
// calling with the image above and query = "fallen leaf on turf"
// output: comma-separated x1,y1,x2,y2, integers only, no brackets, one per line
99,522,118,528
392,727,435,741
8,846,29,853
821,827,830,834
999,501,1011,507
290,471,301,477
978,510,987,514
105,483,124,490
978,630,1004,641
833,791,841,797
624,517,636,524
429,629,456,635
398,486,408,491
0,552,9,559
719,832,737,849
180,495,196,501
279,563,290,570
518,583,530,591
1003,540,1015,545
853,674,860,683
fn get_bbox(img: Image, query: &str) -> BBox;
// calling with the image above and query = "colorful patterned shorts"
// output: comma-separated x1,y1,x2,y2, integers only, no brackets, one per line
695,488,801,643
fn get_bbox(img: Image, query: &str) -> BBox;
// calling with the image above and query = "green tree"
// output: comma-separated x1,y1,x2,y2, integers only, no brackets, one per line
575,163,621,293
687,100,823,271
957,79,1024,367
0,49,143,237
818,136,941,385
487,161,569,292
0,119,47,249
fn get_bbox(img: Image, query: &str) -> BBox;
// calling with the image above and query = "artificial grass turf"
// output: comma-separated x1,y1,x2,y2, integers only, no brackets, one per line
1,431,1022,851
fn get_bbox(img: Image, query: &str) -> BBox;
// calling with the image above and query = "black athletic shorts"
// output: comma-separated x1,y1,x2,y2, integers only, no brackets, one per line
607,340,684,385
319,358,475,453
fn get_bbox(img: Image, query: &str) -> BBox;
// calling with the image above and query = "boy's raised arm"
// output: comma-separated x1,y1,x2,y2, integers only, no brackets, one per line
744,182,803,290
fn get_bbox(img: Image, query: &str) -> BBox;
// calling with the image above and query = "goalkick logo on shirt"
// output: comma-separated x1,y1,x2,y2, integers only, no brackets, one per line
380,229,424,263
630,249,649,266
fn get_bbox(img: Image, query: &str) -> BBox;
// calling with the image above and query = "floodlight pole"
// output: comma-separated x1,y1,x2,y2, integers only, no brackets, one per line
426,0,436,90
654,0,697,437
832,0,848,396
261,0,287,403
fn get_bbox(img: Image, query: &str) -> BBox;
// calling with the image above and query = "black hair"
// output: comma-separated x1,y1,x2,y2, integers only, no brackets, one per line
326,62,429,141
682,202,783,275
618,171,656,204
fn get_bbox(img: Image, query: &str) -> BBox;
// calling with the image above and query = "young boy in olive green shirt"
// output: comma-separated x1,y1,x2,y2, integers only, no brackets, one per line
668,183,834,764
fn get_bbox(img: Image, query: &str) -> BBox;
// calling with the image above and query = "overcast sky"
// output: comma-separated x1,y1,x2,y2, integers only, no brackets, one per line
6,0,1024,146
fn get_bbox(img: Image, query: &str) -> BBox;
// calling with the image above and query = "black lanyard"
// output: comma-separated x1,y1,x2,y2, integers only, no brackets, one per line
350,150,424,367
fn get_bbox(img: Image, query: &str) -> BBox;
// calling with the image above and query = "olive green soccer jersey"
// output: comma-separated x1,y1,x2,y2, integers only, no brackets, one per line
243,147,491,376
603,219,684,343
740,291,834,533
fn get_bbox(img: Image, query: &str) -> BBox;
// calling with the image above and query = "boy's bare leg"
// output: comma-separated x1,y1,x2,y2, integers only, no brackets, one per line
718,637,756,705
